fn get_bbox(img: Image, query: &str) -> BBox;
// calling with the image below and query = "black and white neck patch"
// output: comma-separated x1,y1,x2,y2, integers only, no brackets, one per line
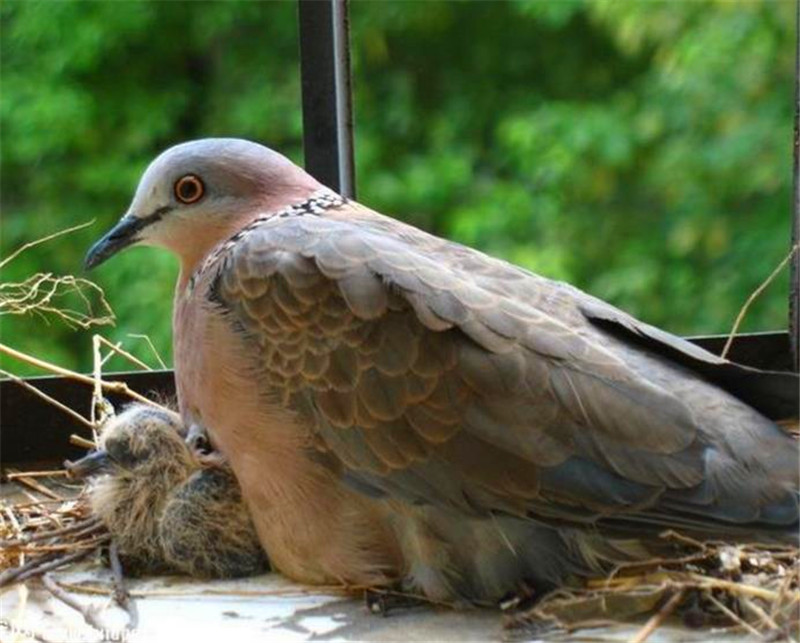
187,190,347,295
270,191,347,220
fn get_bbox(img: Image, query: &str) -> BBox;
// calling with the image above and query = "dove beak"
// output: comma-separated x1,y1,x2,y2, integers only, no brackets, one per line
84,214,146,270
85,203,173,269
64,450,112,478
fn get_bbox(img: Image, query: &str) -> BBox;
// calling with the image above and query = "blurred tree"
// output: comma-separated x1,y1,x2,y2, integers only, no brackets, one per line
1,0,795,375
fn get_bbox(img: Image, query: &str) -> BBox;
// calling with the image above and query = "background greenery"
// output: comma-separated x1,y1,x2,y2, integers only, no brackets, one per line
1,0,796,375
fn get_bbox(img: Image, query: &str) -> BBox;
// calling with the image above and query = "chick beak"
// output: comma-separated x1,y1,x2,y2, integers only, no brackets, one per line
84,214,144,270
65,450,112,479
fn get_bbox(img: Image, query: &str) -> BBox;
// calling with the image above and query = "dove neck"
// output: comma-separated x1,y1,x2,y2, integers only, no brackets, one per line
175,183,322,287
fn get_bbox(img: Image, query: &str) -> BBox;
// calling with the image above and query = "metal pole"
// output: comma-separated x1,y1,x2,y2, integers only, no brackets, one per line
298,0,356,198
791,0,800,371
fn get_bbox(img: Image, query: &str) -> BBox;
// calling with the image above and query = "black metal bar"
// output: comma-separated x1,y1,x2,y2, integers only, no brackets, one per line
791,0,800,372
298,0,356,198
688,331,793,372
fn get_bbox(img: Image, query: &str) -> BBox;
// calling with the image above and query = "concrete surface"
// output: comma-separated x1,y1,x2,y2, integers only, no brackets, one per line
0,564,752,643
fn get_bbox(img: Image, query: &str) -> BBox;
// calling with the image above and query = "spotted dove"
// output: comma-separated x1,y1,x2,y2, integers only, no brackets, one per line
86,138,799,602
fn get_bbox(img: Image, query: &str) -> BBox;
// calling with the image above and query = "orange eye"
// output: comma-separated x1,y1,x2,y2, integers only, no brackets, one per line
174,175,205,204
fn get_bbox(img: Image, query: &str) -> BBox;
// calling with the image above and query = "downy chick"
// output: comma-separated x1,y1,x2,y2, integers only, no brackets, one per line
67,403,268,578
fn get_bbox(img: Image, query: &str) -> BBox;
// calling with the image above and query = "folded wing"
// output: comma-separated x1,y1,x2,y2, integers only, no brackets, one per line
209,204,798,534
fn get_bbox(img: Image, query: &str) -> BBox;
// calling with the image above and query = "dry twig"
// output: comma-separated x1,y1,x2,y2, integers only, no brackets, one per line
629,589,684,643
109,541,139,630
70,434,97,449
40,573,108,633
95,335,151,371
0,342,171,412
0,273,114,329
0,221,114,330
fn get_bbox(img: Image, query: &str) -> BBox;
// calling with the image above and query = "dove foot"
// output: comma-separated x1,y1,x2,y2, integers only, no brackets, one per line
498,578,548,613
364,586,429,617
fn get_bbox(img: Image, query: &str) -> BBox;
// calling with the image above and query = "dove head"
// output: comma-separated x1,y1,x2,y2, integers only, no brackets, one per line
85,138,321,272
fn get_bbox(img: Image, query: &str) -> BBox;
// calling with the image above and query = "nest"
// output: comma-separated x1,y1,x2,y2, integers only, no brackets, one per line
2,469,798,642
0,476,106,586
505,531,799,641
0,470,140,640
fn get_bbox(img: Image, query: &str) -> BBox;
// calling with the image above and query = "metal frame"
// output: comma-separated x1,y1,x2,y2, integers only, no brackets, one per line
791,1,800,372
2,0,797,469
298,0,356,198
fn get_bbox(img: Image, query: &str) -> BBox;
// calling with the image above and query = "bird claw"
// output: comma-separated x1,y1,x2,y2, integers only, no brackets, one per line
498,579,539,613
364,587,427,617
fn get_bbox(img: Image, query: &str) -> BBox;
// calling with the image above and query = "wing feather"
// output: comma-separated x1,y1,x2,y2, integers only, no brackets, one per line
209,205,798,531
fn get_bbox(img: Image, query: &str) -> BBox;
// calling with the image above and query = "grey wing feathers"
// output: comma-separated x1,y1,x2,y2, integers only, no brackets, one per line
211,208,799,535
579,298,799,421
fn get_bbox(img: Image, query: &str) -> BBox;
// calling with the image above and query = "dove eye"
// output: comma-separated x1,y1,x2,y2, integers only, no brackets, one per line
174,175,205,204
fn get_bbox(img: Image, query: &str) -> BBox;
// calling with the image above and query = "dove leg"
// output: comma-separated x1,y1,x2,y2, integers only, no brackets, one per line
364,585,429,616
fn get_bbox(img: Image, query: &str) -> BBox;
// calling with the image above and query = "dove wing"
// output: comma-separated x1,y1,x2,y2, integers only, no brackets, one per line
207,202,797,531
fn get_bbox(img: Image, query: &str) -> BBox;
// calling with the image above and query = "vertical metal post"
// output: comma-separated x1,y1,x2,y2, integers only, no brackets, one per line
791,0,800,371
298,0,356,198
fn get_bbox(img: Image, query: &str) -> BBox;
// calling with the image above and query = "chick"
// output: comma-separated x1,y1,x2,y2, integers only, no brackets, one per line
67,403,268,578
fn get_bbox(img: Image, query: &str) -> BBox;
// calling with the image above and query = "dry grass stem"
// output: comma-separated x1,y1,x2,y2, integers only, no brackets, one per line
721,243,799,359
127,334,168,369
6,471,69,480
8,474,62,500
0,222,114,330
95,334,152,373
54,582,324,599
0,221,95,271
1,473,108,589
704,593,765,639
2,517,102,547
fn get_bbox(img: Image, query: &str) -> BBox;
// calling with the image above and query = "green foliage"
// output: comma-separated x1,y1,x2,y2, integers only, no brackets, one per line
1,1,795,375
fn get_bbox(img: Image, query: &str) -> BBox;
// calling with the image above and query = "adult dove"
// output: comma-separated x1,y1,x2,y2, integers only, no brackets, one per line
86,138,799,603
